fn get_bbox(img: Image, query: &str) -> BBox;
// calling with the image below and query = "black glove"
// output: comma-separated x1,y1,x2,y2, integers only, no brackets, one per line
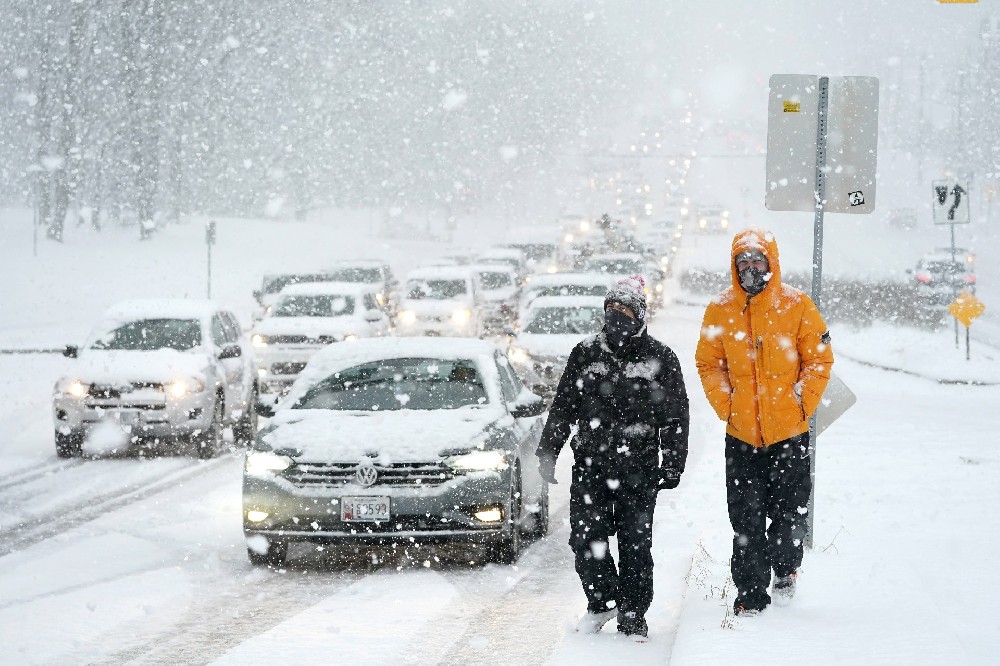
538,454,558,485
658,468,681,490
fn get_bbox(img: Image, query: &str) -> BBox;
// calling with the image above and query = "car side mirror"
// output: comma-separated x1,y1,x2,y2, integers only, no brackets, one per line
252,289,263,303
218,344,242,360
364,310,383,323
63,345,78,359
257,401,275,418
904,268,913,275
511,395,546,418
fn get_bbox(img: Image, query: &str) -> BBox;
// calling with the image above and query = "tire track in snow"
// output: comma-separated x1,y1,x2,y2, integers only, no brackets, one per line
98,559,383,665
0,456,231,557
409,502,578,665
0,458,85,493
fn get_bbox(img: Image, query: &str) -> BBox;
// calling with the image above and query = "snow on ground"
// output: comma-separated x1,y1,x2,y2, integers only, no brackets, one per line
1,209,998,664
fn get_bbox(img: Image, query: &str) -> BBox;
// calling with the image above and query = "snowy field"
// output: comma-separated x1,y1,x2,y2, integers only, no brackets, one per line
0,210,998,664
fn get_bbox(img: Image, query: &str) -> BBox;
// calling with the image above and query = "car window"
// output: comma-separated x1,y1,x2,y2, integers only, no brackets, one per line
363,293,380,311
273,295,355,317
89,318,201,352
478,272,513,290
211,315,228,346
523,306,603,335
495,357,520,403
405,279,468,300
220,312,242,342
292,358,488,411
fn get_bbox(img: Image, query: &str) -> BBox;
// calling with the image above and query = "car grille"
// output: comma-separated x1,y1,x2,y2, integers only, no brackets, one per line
271,362,308,375
87,382,164,399
283,462,460,488
304,515,466,533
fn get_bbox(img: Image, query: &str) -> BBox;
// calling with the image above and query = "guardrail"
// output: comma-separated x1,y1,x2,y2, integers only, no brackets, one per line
0,348,65,355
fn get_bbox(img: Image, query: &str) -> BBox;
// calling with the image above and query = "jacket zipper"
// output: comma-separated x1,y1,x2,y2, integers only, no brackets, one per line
745,304,765,446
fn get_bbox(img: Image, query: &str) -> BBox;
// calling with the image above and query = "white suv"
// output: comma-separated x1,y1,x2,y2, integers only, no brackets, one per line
53,300,257,459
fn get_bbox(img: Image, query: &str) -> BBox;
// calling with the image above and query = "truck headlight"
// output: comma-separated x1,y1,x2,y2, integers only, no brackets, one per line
445,450,508,471
398,310,417,324
251,334,268,347
245,451,293,476
64,380,89,398
343,334,358,342
507,346,529,365
451,309,472,324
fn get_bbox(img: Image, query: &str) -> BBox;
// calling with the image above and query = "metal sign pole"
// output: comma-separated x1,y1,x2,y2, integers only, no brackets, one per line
806,76,830,550
951,223,959,348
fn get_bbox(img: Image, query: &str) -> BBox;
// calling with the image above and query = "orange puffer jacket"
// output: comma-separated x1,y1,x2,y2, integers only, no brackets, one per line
695,228,833,447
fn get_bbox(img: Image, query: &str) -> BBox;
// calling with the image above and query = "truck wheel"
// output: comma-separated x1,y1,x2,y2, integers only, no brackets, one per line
55,430,83,458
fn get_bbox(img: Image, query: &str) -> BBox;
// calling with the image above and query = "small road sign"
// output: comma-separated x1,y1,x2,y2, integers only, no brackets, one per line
932,181,970,225
948,291,985,327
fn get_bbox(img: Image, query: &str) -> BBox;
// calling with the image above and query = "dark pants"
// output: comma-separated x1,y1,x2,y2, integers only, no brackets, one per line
725,433,811,611
568,458,659,617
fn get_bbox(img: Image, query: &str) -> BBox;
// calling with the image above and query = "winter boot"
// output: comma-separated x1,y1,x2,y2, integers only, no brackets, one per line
575,608,618,634
616,611,649,642
772,572,797,607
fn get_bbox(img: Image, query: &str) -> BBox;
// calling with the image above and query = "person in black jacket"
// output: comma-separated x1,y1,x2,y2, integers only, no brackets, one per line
535,275,689,642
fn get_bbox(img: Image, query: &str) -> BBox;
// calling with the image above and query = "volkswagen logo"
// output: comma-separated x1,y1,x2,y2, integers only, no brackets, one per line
355,465,378,487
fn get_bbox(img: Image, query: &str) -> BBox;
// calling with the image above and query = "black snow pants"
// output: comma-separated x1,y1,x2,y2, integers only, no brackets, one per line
725,432,812,611
569,457,659,618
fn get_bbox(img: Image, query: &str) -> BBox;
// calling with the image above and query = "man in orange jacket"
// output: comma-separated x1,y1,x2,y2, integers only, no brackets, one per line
695,228,833,616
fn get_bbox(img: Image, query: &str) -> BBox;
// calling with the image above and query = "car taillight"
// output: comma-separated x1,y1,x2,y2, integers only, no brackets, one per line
963,275,976,284
916,274,932,284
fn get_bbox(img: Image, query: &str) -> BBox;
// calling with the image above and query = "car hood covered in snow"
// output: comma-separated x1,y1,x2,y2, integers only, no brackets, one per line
66,349,210,384
259,406,507,463
514,333,583,359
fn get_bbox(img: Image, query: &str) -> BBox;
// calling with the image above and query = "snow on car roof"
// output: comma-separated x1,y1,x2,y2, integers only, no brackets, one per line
281,337,504,408
405,266,477,280
465,263,517,275
524,272,614,287
101,299,222,322
278,282,375,297
527,295,607,311
589,252,645,261
478,247,523,259
326,259,388,270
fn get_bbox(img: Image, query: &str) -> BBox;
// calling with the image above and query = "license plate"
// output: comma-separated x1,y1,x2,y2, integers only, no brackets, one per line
341,496,390,522
115,411,138,426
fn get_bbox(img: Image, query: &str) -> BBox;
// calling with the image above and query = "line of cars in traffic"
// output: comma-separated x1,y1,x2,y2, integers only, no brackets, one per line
51,214,680,566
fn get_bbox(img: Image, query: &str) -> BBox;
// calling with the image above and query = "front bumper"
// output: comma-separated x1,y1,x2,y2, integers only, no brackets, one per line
254,344,329,397
394,316,477,337
53,389,214,439
243,467,511,544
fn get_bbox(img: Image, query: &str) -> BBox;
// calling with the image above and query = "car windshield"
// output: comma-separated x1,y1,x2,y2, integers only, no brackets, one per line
523,307,603,335
262,274,334,295
478,272,513,290
292,358,488,411
920,261,964,275
273,295,355,317
508,244,555,261
89,318,202,351
326,268,382,283
583,258,644,275
406,279,468,300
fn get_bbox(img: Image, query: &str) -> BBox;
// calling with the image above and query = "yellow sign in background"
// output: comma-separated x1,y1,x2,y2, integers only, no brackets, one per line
948,291,986,328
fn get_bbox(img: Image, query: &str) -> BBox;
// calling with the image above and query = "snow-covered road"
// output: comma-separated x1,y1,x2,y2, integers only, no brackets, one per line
1,212,997,664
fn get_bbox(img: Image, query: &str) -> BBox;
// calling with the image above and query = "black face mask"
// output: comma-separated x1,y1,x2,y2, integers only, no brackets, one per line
604,309,642,349
738,266,768,296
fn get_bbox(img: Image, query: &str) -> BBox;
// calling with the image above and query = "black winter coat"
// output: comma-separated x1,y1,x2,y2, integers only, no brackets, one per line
536,328,689,476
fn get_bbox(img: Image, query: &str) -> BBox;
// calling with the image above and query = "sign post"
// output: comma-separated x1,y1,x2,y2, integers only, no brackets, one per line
932,180,970,347
205,220,217,299
766,74,879,548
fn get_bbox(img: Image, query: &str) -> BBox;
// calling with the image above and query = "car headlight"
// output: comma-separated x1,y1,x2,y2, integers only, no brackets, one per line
445,450,508,471
343,334,358,342
660,256,670,265
507,346,529,365
655,284,664,293
63,379,89,398
451,309,472,324
251,334,268,347
546,264,558,274
168,378,206,398
398,310,417,324
564,233,574,243
245,450,293,476
375,292,385,306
